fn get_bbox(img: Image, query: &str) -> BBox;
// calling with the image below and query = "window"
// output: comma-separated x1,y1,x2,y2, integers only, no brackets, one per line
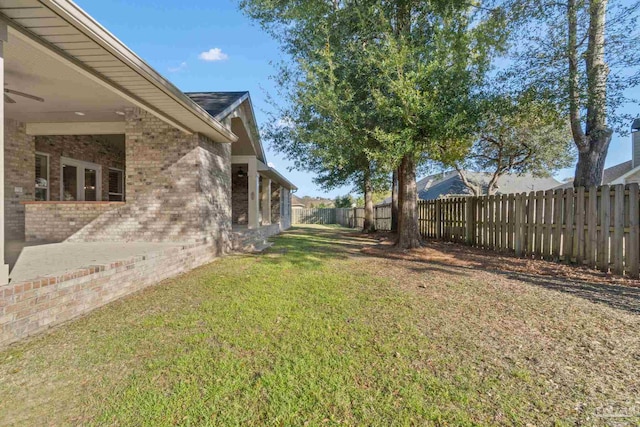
108,168,124,201
35,153,49,201
60,157,101,201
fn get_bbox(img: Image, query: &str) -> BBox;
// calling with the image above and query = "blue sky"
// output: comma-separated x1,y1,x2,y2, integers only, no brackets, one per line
76,0,637,196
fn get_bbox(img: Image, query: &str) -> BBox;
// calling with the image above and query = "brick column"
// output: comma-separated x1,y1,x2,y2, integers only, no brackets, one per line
0,22,9,284
261,177,271,225
247,158,259,229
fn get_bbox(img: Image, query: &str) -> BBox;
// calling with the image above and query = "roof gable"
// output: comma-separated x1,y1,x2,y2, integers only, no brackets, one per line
186,92,249,120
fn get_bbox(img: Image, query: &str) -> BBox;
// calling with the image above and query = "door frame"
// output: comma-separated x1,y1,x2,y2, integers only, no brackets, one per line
60,156,102,201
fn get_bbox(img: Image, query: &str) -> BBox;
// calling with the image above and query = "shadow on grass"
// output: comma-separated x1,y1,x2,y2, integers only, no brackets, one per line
257,226,376,270
258,226,640,314
362,240,640,315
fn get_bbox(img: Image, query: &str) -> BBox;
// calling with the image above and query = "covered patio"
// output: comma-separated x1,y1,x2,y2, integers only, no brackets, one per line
0,1,296,348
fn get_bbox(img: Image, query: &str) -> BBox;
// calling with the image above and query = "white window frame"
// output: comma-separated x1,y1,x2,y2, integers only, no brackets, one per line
60,156,102,201
108,167,125,201
35,152,50,201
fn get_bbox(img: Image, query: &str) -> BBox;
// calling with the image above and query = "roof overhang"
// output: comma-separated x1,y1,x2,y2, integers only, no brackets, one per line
0,0,237,143
221,94,266,162
257,159,297,191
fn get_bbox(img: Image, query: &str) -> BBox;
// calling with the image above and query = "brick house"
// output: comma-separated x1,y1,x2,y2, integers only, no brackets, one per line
0,1,295,346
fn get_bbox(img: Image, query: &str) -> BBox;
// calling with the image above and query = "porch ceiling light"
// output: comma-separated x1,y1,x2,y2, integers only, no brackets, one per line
115,111,125,116
74,112,85,116
237,167,245,178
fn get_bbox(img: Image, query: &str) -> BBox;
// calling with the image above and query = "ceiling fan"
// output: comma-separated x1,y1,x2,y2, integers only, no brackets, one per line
4,87,44,104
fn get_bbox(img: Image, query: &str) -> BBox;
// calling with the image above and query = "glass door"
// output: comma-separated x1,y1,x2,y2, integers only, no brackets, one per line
84,168,97,201
62,164,78,201
60,157,101,201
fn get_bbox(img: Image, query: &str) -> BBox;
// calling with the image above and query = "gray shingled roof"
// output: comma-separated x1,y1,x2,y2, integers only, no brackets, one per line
380,170,561,204
554,160,633,189
185,92,249,119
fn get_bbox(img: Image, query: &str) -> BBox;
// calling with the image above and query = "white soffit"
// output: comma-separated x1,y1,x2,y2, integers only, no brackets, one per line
26,121,125,135
0,0,237,143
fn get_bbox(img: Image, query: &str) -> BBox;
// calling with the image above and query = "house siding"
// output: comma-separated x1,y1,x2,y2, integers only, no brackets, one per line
625,169,640,185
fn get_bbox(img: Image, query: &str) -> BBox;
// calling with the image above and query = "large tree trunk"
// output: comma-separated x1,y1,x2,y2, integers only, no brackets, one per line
391,169,398,232
397,155,421,249
574,141,611,187
569,0,612,187
362,165,376,233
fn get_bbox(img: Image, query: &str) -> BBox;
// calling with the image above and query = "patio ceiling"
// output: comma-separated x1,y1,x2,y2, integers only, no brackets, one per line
0,0,237,143
4,31,133,124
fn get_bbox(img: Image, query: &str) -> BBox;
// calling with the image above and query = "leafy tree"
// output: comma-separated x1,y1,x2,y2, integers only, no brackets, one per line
335,195,355,208
454,91,575,195
503,0,640,187
360,1,506,247
240,0,506,247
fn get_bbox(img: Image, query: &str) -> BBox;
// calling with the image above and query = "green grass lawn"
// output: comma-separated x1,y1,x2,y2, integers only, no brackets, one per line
1,225,638,426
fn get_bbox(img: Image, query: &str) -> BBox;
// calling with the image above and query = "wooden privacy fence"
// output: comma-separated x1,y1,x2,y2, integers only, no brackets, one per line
292,208,337,225
291,184,640,277
294,207,367,228
392,183,639,278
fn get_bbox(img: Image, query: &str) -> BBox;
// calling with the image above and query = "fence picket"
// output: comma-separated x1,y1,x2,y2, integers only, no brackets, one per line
563,188,574,263
575,187,585,264
587,187,598,269
628,183,639,278
553,190,563,260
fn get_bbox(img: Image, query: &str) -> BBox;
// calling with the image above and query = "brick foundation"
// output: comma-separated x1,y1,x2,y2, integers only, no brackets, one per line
0,241,218,347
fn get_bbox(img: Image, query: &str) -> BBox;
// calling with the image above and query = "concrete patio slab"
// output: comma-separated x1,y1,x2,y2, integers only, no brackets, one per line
8,241,185,284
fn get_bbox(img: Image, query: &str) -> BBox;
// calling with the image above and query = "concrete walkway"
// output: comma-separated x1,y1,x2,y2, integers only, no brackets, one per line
8,241,186,283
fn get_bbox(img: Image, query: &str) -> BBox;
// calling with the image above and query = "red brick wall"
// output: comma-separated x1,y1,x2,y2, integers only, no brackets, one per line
35,134,125,201
67,108,232,245
0,241,218,348
24,202,123,242
4,119,35,240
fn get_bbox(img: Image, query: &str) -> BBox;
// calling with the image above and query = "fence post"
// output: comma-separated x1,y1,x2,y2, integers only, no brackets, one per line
465,197,475,245
598,185,611,272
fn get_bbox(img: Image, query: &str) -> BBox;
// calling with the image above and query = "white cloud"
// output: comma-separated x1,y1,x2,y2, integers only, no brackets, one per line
198,48,228,62
168,61,187,73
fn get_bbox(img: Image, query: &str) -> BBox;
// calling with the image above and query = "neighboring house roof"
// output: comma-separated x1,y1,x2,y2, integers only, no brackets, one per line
379,170,561,204
185,92,249,121
3,0,236,144
555,160,634,189
291,195,305,207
